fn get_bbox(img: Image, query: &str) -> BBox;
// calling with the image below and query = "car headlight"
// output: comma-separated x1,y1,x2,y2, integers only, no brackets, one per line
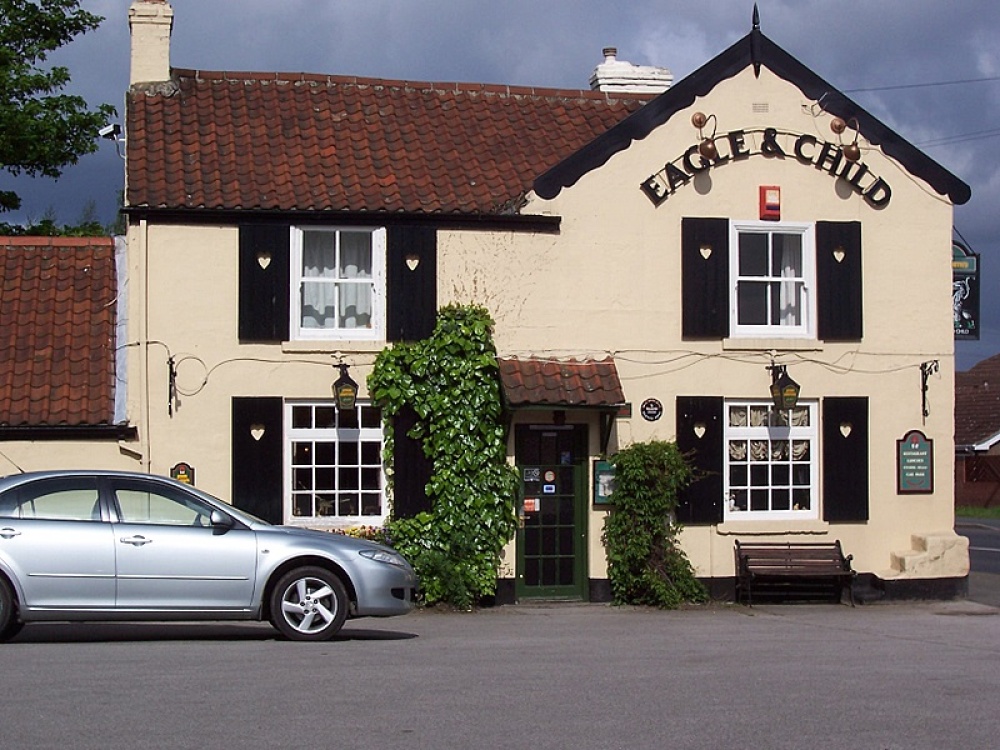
359,548,407,567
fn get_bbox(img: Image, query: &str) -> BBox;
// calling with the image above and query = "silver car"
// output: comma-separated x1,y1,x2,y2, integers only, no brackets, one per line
0,470,417,641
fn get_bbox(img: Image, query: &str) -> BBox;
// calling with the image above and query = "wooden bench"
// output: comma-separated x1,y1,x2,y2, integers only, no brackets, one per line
735,540,856,606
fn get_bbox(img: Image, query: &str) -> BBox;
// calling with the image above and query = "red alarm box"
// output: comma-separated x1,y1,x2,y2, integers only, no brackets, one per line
759,185,780,221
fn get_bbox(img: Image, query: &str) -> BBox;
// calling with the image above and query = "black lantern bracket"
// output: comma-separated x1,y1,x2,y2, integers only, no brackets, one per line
920,360,939,422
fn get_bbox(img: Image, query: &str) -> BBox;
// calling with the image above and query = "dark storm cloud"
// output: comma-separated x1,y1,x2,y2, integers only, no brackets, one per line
4,0,998,364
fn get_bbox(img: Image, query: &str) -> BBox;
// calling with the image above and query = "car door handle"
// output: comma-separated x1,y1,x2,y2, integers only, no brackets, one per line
0,527,22,539
120,535,153,546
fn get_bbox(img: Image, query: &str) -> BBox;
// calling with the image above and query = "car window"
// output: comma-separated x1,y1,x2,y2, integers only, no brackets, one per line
114,483,214,527
8,477,101,521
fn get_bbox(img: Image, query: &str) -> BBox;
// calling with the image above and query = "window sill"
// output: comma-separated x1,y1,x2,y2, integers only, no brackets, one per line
716,518,828,536
723,337,821,351
282,340,388,354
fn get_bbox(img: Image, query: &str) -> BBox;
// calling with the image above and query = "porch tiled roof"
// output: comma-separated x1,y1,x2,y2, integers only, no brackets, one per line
956,354,1000,448
499,357,625,408
126,70,651,214
0,237,118,427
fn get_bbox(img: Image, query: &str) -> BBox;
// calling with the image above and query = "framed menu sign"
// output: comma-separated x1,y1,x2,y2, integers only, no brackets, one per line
897,430,933,494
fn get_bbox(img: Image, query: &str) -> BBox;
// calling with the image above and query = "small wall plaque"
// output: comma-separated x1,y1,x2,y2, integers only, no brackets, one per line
171,462,195,485
897,430,933,494
593,460,615,505
640,398,663,422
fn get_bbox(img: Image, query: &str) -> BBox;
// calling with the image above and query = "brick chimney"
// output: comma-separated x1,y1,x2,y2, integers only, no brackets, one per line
129,0,174,85
590,47,672,94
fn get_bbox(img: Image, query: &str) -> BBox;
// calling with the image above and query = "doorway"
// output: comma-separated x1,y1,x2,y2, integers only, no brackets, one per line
515,424,589,600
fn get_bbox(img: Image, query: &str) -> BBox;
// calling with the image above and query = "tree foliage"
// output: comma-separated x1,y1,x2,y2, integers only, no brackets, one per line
602,441,708,608
0,0,115,212
368,304,519,608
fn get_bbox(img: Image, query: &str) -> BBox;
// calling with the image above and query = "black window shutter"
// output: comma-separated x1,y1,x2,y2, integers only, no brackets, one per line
239,224,290,342
391,405,432,519
231,397,284,524
816,221,862,341
822,396,869,522
386,226,437,342
675,396,724,525
681,217,729,339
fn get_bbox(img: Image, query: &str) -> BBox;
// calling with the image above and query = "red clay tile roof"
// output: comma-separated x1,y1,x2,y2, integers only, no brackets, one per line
499,357,625,408
0,237,118,427
126,69,651,214
956,354,1000,448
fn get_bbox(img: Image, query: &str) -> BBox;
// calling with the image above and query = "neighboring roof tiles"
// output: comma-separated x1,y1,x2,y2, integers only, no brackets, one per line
956,353,1000,448
499,357,625,408
126,71,650,214
0,237,118,427
535,28,971,206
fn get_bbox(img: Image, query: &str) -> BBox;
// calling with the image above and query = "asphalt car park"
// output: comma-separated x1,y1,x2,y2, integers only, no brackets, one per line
2,599,999,750
1,515,998,748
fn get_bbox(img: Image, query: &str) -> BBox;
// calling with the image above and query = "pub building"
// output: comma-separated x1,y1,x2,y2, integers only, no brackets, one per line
96,1,973,602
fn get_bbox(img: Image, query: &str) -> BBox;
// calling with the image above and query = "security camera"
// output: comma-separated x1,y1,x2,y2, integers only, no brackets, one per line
99,123,121,139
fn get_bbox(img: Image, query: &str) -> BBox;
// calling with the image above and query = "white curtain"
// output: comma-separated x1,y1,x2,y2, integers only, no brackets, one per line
775,233,802,326
337,233,373,329
301,231,373,329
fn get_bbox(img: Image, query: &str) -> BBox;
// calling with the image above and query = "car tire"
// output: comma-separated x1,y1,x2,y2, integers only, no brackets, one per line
0,577,24,642
269,566,348,641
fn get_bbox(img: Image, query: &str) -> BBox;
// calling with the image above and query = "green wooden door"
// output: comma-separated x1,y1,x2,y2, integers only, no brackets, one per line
515,424,588,600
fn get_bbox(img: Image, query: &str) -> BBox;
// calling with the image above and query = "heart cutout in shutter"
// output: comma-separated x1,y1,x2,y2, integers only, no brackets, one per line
839,422,852,438
405,254,420,271
833,247,846,264
256,252,272,270
699,245,712,260
250,424,265,441
693,422,707,439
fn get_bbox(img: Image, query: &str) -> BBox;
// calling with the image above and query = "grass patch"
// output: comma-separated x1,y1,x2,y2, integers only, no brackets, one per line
956,506,1000,519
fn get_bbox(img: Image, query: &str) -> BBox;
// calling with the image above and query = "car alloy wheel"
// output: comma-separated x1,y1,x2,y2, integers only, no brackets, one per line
270,566,348,641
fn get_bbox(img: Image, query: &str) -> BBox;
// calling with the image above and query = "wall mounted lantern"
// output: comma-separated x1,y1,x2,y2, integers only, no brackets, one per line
333,363,359,412
691,111,719,161
830,116,861,162
768,363,801,411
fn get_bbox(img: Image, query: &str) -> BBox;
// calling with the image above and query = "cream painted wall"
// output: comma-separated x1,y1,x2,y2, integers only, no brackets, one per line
0,441,139,476
126,221,384,505
131,67,964,584
440,68,961,581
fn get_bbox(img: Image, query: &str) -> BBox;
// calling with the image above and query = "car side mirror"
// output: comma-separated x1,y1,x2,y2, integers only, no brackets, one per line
210,510,234,530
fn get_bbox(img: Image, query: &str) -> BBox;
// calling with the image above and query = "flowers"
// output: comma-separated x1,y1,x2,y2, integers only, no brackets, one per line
330,524,393,546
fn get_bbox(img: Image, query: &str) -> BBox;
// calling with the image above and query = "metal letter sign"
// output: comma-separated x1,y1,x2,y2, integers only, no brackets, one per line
953,240,980,341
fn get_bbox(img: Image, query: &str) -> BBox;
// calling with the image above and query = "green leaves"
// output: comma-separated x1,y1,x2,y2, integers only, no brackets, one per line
369,304,517,607
601,441,707,608
0,1,115,211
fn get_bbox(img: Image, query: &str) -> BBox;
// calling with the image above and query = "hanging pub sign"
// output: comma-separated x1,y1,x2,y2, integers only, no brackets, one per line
897,430,933,494
952,240,980,340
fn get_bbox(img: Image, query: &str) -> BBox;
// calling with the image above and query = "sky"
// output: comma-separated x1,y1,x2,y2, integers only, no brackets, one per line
3,0,999,369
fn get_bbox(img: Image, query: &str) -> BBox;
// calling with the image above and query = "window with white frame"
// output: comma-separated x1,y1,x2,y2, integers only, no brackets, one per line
290,226,386,340
730,222,815,337
725,401,817,520
285,401,385,526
